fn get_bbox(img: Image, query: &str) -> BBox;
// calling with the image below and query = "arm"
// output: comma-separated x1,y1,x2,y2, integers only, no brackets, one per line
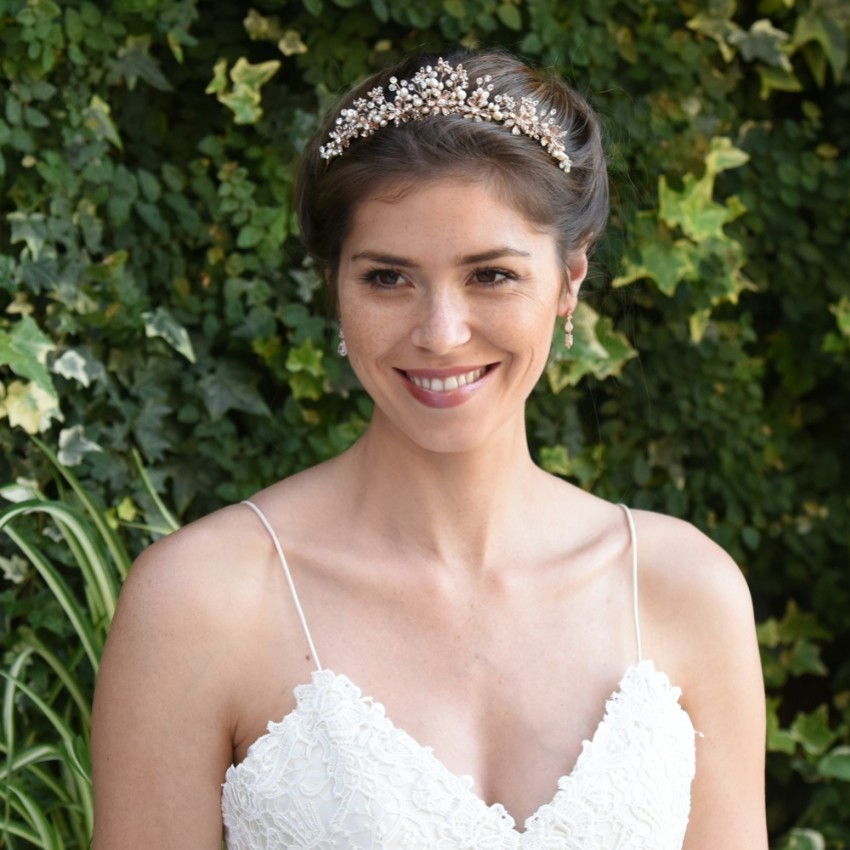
640,515,767,850
91,522,240,849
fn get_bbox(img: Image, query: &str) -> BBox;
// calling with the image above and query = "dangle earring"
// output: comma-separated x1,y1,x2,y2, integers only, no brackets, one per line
564,313,574,350
337,327,347,357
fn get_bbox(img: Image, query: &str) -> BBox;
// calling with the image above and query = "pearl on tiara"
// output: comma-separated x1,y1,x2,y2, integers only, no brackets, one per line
319,58,572,172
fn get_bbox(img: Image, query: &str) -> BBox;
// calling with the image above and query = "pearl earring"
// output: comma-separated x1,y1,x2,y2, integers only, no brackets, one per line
337,328,347,357
564,314,574,350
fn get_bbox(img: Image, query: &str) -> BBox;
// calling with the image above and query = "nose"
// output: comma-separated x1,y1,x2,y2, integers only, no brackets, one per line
410,290,472,354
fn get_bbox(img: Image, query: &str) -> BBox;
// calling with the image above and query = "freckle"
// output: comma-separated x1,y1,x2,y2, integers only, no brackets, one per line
305,654,312,662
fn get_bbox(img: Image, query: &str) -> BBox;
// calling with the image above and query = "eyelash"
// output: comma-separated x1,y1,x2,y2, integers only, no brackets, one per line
360,267,519,289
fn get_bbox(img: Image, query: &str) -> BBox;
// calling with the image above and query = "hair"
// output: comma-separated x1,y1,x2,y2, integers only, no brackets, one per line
295,47,609,311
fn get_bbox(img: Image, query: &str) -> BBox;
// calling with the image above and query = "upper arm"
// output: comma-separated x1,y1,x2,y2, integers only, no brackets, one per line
91,525,239,849
641,516,767,850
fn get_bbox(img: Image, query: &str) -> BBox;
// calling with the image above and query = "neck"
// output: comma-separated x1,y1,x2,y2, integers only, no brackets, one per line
338,410,548,571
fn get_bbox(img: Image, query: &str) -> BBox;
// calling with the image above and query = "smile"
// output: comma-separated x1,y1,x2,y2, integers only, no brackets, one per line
406,367,487,393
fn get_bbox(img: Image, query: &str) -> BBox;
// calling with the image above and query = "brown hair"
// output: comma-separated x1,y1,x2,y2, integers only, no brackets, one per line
295,48,609,310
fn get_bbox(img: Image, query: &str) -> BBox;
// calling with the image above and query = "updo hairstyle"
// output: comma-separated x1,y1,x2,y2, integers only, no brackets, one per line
295,48,609,309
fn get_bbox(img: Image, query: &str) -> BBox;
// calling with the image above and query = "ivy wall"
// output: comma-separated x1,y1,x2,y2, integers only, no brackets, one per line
1,0,849,846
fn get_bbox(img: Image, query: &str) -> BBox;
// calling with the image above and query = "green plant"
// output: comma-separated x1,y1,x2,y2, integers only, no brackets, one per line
0,440,177,848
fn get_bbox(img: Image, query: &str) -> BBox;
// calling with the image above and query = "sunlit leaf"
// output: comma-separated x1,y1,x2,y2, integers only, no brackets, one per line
142,307,196,363
58,424,103,467
546,305,636,391
0,380,63,434
0,315,56,394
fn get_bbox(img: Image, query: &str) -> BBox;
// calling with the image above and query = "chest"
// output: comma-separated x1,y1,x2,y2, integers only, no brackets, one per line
233,567,634,817
222,664,696,850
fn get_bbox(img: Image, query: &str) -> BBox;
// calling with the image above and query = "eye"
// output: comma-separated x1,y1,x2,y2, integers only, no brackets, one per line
471,267,517,286
362,268,407,288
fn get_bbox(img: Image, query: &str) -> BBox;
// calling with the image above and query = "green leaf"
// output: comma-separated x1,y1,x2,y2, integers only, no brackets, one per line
111,35,174,92
730,19,793,70
791,705,835,755
51,348,104,387
539,444,570,476
777,601,833,643
818,746,850,782
0,316,56,394
230,56,281,90
205,57,228,94
705,137,751,175
766,699,796,754
686,12,743,63
286,338,324,377
0,510,103,668
497,4,522,30
200,362,271,419
614,235,696,296
211,57,282,125
0,553,30,583
793,9,848,83
778,829,826,850
82,94,122,148
7,211,49,261
64,6,86,43
278,30,308,57
758,65,804,99
142,307,196,363
243,8,286,42
788,638,828,677
57,424,103,466
828,297,850,338
546,305,636,391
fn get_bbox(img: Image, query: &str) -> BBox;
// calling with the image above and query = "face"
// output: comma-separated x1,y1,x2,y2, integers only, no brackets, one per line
336,177,586,455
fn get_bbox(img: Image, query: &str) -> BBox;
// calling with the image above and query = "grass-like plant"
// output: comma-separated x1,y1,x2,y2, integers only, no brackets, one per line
1,440,178,848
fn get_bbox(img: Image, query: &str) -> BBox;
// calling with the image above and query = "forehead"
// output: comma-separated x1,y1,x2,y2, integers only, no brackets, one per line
343,177,555,256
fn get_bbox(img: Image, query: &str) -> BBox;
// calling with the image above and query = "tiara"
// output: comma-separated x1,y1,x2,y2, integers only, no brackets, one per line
319,58,572,172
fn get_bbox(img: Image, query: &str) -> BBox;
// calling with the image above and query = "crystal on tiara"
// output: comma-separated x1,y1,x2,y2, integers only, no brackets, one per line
319,58,572,172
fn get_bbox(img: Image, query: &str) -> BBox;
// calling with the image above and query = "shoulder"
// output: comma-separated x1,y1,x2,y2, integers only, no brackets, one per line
91,501,279,845
626,509,760,701
630,508,752,617
102,498,299,710
623,516,767,846
118,502,278,628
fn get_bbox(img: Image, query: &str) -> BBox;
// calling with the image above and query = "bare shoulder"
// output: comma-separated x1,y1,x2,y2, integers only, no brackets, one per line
118,501,275,622
627,509,767,849
628,509,756,658
91,501,286,848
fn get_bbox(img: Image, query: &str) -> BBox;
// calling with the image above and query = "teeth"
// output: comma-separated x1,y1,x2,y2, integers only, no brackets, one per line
409,367,486,392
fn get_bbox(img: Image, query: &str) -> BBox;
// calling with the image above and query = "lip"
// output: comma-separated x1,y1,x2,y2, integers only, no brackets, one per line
396,364,497,408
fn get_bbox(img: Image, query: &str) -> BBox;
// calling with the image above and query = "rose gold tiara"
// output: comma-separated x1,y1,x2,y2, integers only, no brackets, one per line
319,58,572,172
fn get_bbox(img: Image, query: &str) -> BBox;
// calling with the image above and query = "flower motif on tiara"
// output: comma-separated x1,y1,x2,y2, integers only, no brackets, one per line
319,58,572,172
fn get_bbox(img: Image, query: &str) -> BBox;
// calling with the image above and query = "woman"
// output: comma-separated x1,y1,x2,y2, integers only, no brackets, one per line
91,49,767,849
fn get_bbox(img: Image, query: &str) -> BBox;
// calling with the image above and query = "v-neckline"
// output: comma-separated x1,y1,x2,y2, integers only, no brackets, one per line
230,659,684,837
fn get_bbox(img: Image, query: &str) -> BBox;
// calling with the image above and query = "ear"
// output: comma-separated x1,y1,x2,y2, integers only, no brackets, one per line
558,251,589,316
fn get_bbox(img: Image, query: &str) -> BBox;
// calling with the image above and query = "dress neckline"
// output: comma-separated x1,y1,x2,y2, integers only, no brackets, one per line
225,659,690,836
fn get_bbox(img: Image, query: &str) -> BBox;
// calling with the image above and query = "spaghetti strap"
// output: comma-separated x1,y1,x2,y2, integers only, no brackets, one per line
618,503,643,664
241,500,323,671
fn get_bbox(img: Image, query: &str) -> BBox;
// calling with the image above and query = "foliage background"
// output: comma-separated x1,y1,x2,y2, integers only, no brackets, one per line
1,0,849,846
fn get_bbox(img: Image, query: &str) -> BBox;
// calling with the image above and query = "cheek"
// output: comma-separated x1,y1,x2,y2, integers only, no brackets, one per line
340,301,404,362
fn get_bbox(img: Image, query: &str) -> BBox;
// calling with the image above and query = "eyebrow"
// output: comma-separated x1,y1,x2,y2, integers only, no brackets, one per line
349,246,532,266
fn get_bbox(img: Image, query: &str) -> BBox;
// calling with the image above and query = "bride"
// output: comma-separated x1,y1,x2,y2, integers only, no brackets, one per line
92,49,767,849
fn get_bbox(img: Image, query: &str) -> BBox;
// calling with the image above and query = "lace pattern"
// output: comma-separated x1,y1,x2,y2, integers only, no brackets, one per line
221,660,695,849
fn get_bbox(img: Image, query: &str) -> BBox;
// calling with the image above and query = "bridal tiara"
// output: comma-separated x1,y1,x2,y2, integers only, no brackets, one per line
319,58,572,172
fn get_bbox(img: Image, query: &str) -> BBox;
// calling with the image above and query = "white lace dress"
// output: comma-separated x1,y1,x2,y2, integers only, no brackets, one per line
221,502,696,849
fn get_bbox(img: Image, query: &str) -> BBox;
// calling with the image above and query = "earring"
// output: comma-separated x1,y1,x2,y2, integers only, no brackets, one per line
564,313,574,350
337,328,347,357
